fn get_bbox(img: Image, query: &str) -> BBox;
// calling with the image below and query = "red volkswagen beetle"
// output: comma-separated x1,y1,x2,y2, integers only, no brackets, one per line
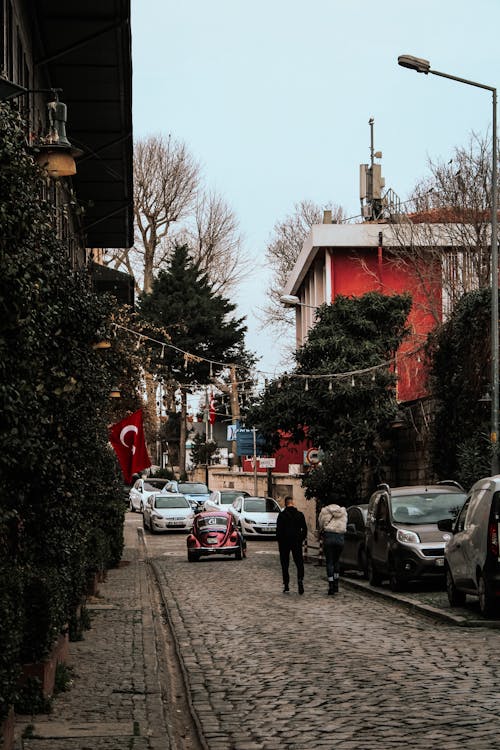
186,510,246,562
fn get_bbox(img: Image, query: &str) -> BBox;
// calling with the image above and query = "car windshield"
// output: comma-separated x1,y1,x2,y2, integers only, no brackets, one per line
391,493,466,524
178,483,209,495
155,496,189,509
198,515,229,529
220,492,245,505
244,498,280,513
143,480,167,491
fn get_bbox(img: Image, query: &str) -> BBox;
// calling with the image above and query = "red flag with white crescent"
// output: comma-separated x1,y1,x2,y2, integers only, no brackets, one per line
109,409,151,484
209,391,216,425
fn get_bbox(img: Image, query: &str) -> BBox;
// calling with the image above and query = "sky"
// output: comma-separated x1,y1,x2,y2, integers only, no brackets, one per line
131,0,500,379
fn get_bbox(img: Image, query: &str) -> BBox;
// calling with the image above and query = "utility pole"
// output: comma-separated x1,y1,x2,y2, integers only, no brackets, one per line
230,366,241,468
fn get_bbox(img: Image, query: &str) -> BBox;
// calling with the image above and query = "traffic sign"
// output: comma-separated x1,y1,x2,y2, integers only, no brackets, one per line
304,448,320,466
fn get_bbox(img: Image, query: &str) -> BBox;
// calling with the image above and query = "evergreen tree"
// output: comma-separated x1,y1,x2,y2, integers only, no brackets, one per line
247,292,412,507
139,244,251,473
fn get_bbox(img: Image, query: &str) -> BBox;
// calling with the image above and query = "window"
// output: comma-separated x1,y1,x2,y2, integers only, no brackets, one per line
455,497,471,533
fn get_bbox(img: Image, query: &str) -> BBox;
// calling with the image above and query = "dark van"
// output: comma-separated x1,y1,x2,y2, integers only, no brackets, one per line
365,482,466,591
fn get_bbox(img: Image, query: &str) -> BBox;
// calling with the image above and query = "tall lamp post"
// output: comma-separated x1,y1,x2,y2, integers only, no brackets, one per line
398,54,498,474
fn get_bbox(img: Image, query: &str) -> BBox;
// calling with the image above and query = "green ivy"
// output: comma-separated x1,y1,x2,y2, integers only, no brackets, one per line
0,102,140,720
428,287,495,488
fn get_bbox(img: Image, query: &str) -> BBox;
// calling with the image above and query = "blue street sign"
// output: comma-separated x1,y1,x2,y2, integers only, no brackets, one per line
236,427,266,456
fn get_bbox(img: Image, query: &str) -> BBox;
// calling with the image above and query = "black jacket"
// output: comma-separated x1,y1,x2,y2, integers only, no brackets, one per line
276,506,308,547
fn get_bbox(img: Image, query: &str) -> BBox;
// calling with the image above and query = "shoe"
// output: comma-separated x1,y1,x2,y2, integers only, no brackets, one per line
298,580,304,595
328,581,335,595
283,585,289,593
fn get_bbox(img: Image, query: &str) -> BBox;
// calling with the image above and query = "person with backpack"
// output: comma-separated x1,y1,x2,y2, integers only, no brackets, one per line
318,502,347,595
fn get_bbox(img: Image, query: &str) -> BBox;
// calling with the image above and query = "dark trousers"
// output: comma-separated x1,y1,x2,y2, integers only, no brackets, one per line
279,542,304,585
323,532,344,579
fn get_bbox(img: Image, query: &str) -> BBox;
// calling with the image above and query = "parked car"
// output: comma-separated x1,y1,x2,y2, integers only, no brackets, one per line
365,481,466,591
143,493,194,533
438,475,500,617
339,504,368,576
203,488,250,512
186,510,246,562
228,496,281,538
164,481,210,511
129,477,170,512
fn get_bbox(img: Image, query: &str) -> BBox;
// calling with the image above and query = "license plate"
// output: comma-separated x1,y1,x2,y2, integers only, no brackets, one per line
167,521,183,526
435,557,445,566
206,538,217,544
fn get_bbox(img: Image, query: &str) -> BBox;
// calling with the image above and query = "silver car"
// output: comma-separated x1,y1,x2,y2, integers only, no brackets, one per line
203,489,250,512
142,493,194,533
129,477,169,512
439,475,500,617
229,496,281,538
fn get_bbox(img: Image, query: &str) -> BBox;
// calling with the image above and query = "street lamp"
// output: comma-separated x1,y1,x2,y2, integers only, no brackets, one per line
398,54,499,474
279,294,319,309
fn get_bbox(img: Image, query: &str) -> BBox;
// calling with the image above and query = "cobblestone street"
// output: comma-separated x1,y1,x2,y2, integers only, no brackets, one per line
148,518,500,750
16,513,500,750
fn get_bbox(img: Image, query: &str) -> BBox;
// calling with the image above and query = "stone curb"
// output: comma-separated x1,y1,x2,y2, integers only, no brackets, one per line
306,555,500,629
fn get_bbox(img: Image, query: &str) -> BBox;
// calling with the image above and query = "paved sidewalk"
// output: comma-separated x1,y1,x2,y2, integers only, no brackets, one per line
14,520,169,750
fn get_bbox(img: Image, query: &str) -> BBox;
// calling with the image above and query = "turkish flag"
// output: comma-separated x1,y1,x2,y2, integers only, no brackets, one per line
209,392,216,425
109,409,151,484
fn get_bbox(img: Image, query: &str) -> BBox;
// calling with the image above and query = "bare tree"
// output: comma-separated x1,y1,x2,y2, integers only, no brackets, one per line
174,189,252,294
260,200,345,334
387,131,494,320
103,135,251,296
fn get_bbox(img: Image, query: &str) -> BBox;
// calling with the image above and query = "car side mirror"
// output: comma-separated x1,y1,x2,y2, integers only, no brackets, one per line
346,523,356,534
437,518,453,532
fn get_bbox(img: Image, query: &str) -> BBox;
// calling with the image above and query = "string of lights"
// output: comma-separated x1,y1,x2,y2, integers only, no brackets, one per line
112,322,426,387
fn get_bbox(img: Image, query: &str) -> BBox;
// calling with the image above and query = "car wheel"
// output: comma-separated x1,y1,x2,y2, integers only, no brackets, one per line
142,514,147,529
446,565,466,607
367,555,383,587
129,499,135,513
359,549,368,579
139,501,144,513
188,551,199,562
235,543,243,560
389,570,404,593
478,572,496,617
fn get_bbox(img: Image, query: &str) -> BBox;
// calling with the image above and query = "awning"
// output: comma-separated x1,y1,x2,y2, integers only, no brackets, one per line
32,0,133,249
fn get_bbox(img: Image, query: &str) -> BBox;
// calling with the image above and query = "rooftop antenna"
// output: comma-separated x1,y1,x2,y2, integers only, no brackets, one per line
360,117,384,221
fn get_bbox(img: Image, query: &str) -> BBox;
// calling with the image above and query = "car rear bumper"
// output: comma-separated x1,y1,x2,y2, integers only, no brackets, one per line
195,545,239,555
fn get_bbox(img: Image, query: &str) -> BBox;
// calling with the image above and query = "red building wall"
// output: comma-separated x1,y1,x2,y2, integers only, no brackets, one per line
330,248,441,402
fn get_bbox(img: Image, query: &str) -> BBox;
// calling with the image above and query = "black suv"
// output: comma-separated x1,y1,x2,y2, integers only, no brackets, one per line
365,482,466,591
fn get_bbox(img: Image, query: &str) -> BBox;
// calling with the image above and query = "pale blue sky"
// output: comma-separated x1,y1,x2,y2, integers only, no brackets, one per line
132,0,500,376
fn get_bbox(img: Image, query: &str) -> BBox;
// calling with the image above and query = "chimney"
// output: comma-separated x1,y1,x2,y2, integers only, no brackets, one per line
322,210,332,224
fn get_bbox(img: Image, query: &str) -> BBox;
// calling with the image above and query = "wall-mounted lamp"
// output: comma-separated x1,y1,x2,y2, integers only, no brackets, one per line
279,294,319,309
0,78,82,177
92,340,112,350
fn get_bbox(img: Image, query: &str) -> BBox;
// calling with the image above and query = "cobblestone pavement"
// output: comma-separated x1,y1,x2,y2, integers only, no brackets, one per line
15,516,168,750
151,530,500,750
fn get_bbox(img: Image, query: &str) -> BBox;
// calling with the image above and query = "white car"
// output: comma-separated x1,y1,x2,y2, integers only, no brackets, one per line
229,495,281,538
143,494,194,533
203,489,250,512
129,477,169,512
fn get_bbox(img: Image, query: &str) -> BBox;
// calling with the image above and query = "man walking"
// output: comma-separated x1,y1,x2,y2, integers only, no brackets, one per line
276,496,308,594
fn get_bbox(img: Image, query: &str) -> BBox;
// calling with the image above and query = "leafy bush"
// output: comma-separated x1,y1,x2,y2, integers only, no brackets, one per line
0,102,139,718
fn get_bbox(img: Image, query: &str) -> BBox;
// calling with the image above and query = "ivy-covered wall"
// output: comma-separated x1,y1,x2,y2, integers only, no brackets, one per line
0,102,138,719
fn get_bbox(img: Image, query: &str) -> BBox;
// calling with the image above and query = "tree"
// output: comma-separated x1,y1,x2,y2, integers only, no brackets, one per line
139,245,252,475
389,132,495,319
247,292,412,507
103,135,249,295
260,200,346,335
428,287,494,488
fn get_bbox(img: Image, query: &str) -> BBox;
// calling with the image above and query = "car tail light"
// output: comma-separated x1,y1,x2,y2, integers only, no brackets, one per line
187,535,196,547
229,531,238,542
488,522,499,558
